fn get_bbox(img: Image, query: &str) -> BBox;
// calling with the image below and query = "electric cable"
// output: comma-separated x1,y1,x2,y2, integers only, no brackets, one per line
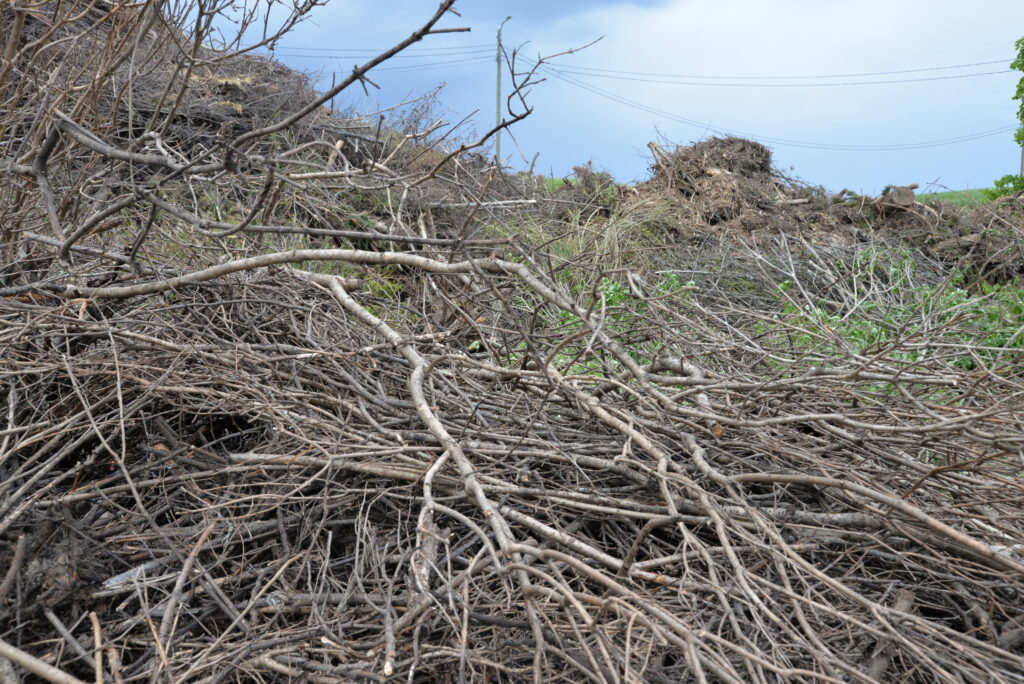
542,66,1015,151
269,54,491,72
270,48,492,61
272,43,492,53
541,57,1012,81
260,45,1017,151
373,56,492,73
544,65,1011,88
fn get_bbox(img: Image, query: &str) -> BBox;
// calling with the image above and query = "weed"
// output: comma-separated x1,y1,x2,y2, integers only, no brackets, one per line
756,276,1024,371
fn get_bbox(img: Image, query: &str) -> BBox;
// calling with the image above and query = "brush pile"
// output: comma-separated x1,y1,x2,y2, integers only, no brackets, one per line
641,137,1024,282
2,1,1024,683
4,221,1024,683
645,137,791,227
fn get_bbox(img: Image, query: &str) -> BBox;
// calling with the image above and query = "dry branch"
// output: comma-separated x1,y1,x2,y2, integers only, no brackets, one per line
2,0,1024,682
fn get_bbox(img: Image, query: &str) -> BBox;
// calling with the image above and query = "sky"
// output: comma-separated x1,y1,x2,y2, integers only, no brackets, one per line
257,0,1024,194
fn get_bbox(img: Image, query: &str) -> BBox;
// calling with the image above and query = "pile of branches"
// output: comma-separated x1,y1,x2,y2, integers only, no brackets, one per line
642,138,1024,282
643,137,793,227
4,227,1024,683
3,1,1024,683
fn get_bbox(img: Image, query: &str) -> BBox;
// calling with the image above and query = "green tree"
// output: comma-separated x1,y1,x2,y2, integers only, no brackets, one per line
1014,37,1024,147
986,38,1024,199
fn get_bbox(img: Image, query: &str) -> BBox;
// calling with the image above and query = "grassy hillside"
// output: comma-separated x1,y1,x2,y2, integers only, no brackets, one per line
917,187,991,206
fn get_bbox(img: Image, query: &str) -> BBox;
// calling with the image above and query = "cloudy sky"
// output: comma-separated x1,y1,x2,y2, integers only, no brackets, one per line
262,0,1024,194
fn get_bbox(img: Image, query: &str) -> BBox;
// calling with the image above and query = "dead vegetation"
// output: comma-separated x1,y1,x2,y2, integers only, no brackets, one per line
638,137,1024,283
2,2,1024,683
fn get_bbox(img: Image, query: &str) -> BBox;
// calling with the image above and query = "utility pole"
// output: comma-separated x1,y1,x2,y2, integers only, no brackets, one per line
1020,145,1023,176
495,16,511,166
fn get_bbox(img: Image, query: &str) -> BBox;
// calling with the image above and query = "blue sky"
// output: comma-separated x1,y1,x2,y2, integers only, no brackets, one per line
262,1,1024,194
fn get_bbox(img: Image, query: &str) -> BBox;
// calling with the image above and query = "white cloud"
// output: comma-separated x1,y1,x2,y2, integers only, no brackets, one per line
270,0,1024,191
509,0,1024,189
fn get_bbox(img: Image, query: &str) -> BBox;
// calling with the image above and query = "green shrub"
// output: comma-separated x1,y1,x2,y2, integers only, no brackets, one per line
983,174,1024,200
988,37,1024,196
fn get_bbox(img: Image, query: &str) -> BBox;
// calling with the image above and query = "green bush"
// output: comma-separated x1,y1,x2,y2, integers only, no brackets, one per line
989,37,1024,196
1015,36,1024,147
983,174,1024,200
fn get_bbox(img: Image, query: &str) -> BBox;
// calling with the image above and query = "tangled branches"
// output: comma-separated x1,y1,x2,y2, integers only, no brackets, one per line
3,236,1024,681
3,0,1024,683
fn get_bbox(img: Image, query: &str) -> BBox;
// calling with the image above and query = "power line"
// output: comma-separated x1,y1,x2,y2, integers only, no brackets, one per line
270,54,491,72
542,67,1015,151
550,67,1014,149
278,49,1007,87
374,56,491,73
270,47,1011,84
275,48,1011,85
269,48,492,61
261,47,1015,150
544,65,1012,88
272,43,492,53
269,46,1011,83
275,49,1009,78
541,57,1012,81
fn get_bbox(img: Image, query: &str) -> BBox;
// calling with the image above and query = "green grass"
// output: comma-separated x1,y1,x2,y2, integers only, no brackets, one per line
543,177,571,194
755,278,1024,371
917,188,990,207
541,174,617,204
